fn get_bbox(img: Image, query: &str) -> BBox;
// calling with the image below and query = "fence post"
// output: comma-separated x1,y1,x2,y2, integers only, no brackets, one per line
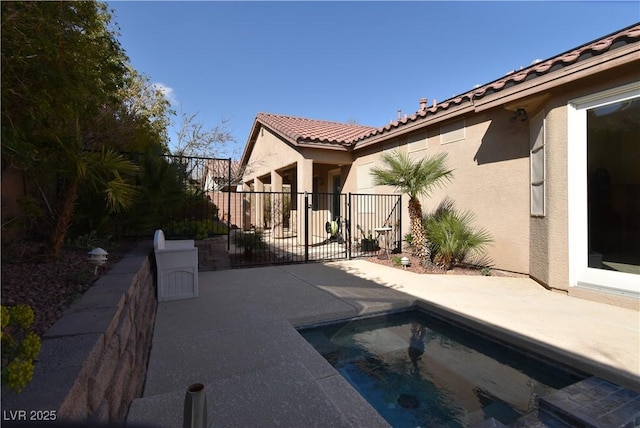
304,192,309,263
347,193,352,260
398,194,402,253
227,158,232,250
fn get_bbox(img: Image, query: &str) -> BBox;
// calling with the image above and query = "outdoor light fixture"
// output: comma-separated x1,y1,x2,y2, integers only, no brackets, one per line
401,256,410,269
509,108,528,123
88,247,108,275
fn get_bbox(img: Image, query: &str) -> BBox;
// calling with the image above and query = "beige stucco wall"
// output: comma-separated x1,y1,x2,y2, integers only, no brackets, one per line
349,109,531,274
242,127,303,184
299,147,351,167
530,101,569,290
426,112,530,274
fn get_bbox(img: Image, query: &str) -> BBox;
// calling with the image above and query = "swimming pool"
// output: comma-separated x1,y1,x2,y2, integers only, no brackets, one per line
300,309,586,427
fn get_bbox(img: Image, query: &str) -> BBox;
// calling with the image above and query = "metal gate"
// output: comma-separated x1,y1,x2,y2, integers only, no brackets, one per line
228,192,401,268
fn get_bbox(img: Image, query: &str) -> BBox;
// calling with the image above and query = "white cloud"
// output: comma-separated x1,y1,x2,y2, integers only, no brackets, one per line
152,82,179,106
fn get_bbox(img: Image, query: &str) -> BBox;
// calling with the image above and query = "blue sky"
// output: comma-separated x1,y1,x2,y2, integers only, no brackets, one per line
108,1,639,159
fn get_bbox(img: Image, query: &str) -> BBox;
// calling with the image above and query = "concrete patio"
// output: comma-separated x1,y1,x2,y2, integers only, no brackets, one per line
127,260,640,427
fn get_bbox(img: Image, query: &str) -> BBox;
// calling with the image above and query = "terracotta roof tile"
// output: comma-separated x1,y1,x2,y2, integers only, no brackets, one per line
256,113,376,145
351,23,640,143
252,24,638,149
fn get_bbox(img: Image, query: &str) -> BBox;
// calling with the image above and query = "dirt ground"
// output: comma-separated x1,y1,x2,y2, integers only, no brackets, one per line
1,240,138,336
363,252,524,278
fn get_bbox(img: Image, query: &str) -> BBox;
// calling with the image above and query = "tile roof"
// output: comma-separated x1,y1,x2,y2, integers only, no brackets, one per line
252,23,639,149
351,22,640,143
256,113,377,146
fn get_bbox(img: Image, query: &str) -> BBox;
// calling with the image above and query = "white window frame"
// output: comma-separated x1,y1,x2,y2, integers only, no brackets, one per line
567,81,640,296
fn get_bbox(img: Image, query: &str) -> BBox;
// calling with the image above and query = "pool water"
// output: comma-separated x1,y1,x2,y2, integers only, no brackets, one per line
300,310,585,427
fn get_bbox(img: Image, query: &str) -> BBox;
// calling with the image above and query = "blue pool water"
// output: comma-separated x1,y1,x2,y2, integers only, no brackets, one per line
300,310,585,427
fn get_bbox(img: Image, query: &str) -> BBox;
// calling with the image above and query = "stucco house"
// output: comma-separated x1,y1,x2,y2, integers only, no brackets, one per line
239,23,640,309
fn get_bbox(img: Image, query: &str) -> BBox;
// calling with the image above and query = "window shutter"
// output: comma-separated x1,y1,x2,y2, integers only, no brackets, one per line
530,111,545,216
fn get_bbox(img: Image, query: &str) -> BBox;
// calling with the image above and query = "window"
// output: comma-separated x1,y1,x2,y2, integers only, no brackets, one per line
530,111,545,216
407,134,427,161
440,119,465,144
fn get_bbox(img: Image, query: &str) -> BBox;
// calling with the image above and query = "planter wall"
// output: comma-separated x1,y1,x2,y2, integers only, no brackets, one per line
1,241,157,424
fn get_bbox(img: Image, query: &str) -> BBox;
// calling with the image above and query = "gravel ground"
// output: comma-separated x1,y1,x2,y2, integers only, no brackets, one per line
1,240,139,336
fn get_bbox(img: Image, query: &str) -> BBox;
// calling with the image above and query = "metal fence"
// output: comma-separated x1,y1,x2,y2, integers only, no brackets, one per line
112,152,402,269
228,192,402,268
116,153,232,240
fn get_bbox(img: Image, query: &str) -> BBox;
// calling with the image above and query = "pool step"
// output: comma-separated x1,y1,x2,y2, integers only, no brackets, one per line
473,377,640,428
472,412,570,428
537,377,640,428
509,409,573,427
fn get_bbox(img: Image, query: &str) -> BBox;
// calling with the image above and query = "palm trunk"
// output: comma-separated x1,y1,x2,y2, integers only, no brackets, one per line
408,197,432,266
46,180,79,260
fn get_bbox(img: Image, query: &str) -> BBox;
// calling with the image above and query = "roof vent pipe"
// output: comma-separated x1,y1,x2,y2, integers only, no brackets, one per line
419,98,427,111
397,109,402,120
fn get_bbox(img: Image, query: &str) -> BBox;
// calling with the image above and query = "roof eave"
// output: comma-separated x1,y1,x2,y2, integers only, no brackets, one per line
297,140,351,151
353,40,639,150
474,42,640,112
239,117,262,169
352,103,476,151
240,118,302,169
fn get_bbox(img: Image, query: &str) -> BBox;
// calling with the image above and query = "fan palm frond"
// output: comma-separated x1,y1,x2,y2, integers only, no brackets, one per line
370,150,453,199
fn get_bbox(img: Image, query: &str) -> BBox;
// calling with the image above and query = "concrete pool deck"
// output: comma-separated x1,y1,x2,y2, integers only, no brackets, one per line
127,260,640,427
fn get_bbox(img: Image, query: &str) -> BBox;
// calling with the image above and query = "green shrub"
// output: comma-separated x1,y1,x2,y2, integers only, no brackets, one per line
391,255,403,266
423,198,492,270
232,230,268,260
1,305,41,393
166,219,228,239
403,233,414,247
233,230,267,250
67,230,112,250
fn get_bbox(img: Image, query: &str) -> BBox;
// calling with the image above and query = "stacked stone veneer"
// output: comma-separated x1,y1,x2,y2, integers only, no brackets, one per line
1,242,157,424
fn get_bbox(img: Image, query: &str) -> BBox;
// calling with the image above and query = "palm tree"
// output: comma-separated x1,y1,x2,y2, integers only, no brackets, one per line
370,150,453,265
423,197,493,270
46,139,140,259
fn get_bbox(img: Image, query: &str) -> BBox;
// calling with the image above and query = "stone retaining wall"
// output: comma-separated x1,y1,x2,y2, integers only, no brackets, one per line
1,241,157,424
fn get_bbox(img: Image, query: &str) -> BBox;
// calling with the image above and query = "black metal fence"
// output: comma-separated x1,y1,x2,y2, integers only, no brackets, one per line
228,192,402,268
112,153,403,269
116,153,232,240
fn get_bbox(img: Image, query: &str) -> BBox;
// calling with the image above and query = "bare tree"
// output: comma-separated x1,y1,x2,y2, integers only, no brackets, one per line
173,111,236,159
